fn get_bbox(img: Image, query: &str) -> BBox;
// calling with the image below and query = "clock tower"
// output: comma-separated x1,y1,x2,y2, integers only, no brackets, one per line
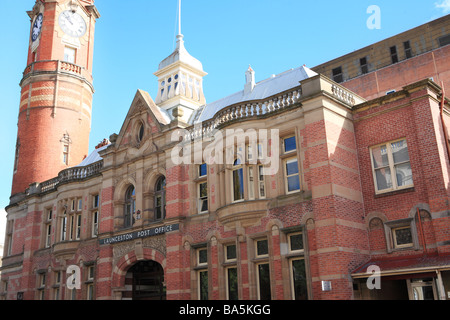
11,0,100,196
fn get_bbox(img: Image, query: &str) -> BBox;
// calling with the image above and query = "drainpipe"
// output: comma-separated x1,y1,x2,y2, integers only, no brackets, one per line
440,81,450,163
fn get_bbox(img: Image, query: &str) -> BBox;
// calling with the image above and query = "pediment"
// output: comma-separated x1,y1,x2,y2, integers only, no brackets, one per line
114,89,170,150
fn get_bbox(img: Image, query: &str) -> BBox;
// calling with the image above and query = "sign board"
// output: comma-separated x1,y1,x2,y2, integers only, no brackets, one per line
99,224,179,245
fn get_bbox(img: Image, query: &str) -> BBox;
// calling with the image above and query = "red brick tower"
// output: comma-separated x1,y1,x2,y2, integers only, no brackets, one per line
11,0,100,196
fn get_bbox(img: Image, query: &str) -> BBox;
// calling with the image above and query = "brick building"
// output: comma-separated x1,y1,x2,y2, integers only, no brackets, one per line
1,0,450,301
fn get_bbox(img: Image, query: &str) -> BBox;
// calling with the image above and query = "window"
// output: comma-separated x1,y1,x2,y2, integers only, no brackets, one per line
332,66,343,83
290,259,308,300
258,166,266,198
198,182,208,214
61,211,67,241
45,209,52,248
286,231,308,300
438,34,450,47
225,244,237,262
38,273,46,300
64,46,76,63
288,232,304,253
53,271,61,300
232,159,244,202
403,41,412,59
93,194,99,208
137,123,145,143
92,211,99,237
360,57,369,74
370,139,413,193
392,226,413,249
124,186,136,228
390,46,398,64
248,167,255,200
86,265,95,300
285,158,300,193
155,177,166,220
199,163,207,178
6,221,13,256
197,248,208,300
283,136,297,154
257,263,271,300
63,144,69,165
75,213,82,240
256,239,269,258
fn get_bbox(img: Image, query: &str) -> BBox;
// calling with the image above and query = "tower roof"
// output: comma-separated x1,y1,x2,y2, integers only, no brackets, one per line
157,34,204,72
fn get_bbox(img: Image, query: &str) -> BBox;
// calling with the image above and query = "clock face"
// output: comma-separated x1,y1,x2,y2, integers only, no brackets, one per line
32,13,43,42
58,10,87,38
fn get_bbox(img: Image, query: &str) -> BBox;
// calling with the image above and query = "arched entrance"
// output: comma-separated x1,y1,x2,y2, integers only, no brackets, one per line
127,260,166,300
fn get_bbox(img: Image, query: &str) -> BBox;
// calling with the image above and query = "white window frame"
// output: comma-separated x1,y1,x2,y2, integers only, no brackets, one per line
232,159,245,203
198,181,208,214
369,138,413,194
92,210,99,238
392,226,414,249
258,165,266,199
284,157,301,194
64,46,76,64
248,167,255,200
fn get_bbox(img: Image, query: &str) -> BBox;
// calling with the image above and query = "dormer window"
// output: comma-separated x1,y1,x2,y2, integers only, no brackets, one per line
137,123,144,143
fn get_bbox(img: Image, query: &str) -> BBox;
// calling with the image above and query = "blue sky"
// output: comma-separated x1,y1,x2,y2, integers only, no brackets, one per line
0,0,449,242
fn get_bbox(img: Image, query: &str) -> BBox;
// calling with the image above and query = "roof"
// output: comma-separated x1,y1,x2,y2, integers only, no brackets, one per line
190,65,317,124
75,144,109,167
352,254,450,278
158,34,204,72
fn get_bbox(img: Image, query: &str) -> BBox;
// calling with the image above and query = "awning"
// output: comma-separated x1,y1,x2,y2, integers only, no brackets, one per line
352,254,450,279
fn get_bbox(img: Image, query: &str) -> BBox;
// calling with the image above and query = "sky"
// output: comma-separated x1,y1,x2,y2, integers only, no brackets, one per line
0,0,449,245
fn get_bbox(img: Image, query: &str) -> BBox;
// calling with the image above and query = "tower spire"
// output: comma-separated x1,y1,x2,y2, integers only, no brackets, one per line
178,0,182,36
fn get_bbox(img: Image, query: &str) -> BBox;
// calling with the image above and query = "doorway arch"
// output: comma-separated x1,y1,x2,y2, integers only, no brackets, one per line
127,260,166,300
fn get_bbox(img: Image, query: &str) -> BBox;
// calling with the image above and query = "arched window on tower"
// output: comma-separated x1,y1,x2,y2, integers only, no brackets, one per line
124,186,136,228
154,177,166,220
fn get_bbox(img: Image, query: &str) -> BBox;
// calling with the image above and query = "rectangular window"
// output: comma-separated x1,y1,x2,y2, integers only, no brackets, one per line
438,34,450,47
64,47,76,64
285,157,300,193
45,224,52,248
256,239,269,258
403,41,412,59
290,258,308,300
93,194,99,208
232,165,244,202
370,139,413,193
61,214,67,241
199,163,207,178
248,167,255,200
78,199,82,211
360,57,369,74
284,136,297,153
197,247,208,300
332,66,343,83
257,263,271,300
198,270,208,300
258,165,266,198
289,233,304,253
92,211,99,237
225,244,237,262
76,214,82,240
63,145,69,165
390,46,399,64
393,226,413,248
198,182,208,214
226,267,238,300
87,284,94,300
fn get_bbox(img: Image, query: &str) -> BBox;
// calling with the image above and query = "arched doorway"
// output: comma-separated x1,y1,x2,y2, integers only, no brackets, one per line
127,260,166,300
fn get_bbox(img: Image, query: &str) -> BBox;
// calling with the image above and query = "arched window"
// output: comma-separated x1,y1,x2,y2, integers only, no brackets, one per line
124,186,136,228
137,123,145,143
155,177,166,220
232,158,244,202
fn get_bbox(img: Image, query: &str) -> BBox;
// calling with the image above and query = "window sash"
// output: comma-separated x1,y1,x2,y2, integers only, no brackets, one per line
285,157,300,193
198,182,208,213
232,167,244,202
370,139,413,193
